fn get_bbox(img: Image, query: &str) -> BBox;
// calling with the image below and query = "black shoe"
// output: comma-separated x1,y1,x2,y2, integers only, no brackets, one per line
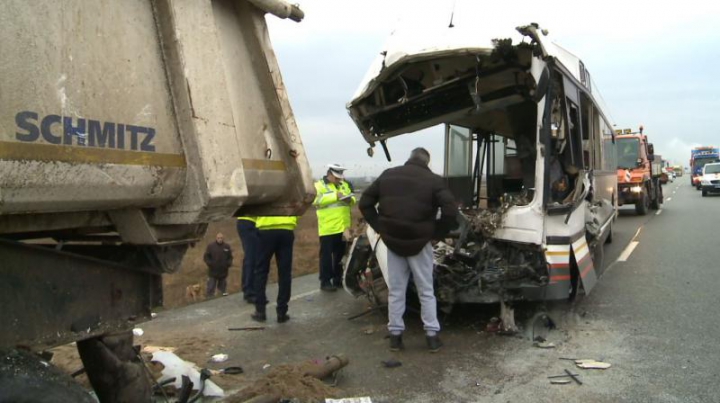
251,311,266,322
277,313,290,323
426,335,443,353
389,334,404,352
320,283,337,292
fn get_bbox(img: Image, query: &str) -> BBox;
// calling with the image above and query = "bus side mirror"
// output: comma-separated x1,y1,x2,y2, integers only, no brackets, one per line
648,144,655,155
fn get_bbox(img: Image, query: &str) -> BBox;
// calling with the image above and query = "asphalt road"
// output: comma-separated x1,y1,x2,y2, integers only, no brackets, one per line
141,179,718,402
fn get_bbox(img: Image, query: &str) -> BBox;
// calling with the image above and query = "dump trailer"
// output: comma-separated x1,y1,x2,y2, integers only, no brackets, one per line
0,0,313,400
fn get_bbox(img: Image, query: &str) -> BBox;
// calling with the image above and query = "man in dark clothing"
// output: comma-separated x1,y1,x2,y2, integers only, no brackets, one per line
203,232,233,297
359,147,458,352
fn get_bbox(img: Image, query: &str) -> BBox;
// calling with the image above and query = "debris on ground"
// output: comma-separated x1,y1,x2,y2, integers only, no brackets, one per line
485,317,501,332
533,341,556,349
210,354,229,363
210,366,244,376
142,345,177,354
381,359,402,368
575,360,611,369
228,326,266,331
226,356,348,403
325,398,373,403
550,379,571,384
132,328,144,336
362,328,375,335
262,364,272,370
150,351,224,397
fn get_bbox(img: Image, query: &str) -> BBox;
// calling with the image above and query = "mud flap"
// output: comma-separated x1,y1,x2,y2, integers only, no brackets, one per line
572,237,597,294
544,245,572,300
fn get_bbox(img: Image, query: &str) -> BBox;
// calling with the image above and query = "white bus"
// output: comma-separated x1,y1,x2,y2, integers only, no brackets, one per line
344,24,617,328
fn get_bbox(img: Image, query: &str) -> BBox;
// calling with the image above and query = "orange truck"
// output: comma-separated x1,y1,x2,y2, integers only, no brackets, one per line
615,127,664,215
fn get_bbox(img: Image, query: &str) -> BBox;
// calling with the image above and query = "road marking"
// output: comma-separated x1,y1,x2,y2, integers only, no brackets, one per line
656,209,663,216
617,241,640,262
632,227,643,241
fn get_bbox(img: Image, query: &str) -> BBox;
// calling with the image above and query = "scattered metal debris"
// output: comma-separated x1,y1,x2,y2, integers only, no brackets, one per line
228,326,265,331
381,359,402,368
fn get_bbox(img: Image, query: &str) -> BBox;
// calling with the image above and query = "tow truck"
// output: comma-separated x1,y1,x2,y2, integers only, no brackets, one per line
615,127,663,215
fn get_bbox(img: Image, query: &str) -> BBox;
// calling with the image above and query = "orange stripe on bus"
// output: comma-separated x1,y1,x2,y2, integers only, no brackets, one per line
550,275,571,281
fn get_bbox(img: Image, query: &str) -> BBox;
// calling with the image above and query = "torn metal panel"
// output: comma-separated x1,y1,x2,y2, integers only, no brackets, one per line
572,237,597,294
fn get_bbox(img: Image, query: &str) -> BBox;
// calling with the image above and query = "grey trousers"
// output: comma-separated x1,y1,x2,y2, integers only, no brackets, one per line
386,243,440,335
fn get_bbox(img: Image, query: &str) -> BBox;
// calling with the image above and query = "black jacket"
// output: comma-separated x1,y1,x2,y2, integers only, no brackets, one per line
204,241,233,277
359,158,458,257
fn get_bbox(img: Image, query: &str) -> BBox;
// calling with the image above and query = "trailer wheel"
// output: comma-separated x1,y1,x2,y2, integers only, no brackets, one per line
635,191,649,215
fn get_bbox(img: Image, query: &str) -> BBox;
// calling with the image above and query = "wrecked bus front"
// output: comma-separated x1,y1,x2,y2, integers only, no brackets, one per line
345,24,617,311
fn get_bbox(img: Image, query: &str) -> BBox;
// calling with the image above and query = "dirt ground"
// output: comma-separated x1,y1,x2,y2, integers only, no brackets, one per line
162,212,322,309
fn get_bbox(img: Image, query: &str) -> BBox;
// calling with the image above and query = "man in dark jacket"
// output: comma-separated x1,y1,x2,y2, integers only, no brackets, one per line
359,147,457,352
203,232,233,297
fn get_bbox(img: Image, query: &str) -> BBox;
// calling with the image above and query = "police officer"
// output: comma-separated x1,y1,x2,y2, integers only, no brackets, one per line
250,215,298,323
236,216,258,304
313,164,355,291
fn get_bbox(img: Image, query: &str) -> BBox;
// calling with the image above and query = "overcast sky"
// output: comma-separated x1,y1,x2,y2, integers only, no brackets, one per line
267,0,720,177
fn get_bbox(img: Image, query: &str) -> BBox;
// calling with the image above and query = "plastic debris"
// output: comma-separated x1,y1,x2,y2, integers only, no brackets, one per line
325,398,373,403
151,313,158,318
262,364,272,370
132,328,144,337
210,354,229,363
550,379,571,385
575,360,611,369
533,341,556,349
150,351,224,397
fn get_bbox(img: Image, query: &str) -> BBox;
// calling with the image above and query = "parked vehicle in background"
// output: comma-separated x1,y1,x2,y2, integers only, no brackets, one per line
615,127,663,215
672,165,684,177
699,163,720,197
690,146,720,189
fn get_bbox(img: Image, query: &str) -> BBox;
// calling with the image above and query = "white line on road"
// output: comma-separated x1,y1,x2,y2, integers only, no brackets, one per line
656,209,663,216
632,227,643,241
617,241,640,262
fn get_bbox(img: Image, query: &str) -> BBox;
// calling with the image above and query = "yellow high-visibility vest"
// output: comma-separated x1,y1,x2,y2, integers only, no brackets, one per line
256,216,298,231
237,216,256,223
313,179,355,236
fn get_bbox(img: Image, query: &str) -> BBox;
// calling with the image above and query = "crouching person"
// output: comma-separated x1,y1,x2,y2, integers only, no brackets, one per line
251,216,298,323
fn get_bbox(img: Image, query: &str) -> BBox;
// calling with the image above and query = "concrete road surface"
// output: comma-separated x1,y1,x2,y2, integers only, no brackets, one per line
142,181,717,402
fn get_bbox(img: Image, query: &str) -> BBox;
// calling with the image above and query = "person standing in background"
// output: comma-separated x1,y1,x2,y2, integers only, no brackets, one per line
313,164,355,292
203,232,233,298
236,216,258,304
